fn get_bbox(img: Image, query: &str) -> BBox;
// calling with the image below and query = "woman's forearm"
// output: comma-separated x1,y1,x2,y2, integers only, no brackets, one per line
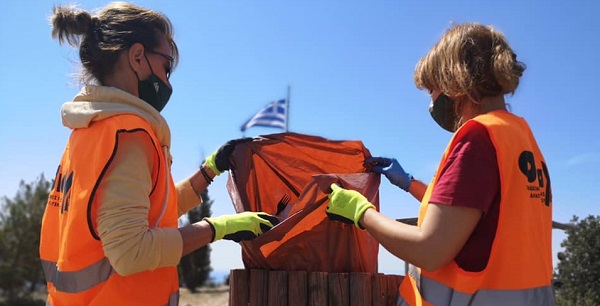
360,203,481,272
408,179,428,202
178,220,214,256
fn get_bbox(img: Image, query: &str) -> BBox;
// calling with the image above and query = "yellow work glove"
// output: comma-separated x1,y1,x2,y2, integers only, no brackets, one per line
326,184,375,229
204,212,279,242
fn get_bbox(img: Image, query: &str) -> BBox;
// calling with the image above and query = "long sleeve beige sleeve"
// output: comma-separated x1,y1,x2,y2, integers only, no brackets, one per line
97,131,183,276
176,178,202,217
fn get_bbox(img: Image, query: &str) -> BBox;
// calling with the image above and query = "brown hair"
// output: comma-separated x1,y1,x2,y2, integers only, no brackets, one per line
414,23,525,102
50,2,178,85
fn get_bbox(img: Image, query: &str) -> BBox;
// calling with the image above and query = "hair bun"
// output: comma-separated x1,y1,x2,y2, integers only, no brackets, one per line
51,5,94,46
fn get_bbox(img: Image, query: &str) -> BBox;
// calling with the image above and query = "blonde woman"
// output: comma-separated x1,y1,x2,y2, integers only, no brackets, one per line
327,23,555,305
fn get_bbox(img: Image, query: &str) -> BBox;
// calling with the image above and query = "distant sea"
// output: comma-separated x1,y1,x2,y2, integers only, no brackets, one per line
210,270,231,285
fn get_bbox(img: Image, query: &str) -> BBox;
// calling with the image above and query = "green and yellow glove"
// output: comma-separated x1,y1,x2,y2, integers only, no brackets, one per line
204,212,279,242
205,138,253,175
327,183,376,229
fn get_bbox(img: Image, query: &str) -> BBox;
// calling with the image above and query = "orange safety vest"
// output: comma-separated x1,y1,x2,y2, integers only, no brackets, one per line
39,114,180,306
398,111,555,306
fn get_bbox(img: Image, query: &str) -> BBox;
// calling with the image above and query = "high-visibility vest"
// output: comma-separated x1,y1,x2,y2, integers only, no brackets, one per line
398,111,555,306
39,114,180,306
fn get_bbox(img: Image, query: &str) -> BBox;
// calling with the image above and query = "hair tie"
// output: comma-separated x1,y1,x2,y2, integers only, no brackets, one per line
200,167,213,184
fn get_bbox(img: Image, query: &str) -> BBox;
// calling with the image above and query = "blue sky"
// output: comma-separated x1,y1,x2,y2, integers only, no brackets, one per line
1,1,599,277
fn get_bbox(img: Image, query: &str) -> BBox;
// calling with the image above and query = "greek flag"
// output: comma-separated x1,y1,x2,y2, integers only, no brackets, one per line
240,99,287,132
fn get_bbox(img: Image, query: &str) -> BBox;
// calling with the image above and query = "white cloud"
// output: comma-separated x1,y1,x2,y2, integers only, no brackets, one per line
566,152,600,167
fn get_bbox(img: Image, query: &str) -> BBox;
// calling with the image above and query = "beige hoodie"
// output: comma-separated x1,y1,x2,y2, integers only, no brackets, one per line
62,86,201,276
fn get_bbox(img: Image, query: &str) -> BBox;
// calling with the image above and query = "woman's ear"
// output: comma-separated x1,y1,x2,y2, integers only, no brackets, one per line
128,43,145,74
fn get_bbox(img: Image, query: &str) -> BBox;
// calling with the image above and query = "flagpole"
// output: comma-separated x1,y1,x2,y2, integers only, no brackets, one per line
285,85,291,132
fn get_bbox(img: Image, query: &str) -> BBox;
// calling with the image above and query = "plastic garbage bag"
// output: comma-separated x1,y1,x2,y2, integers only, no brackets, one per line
226,132,380,272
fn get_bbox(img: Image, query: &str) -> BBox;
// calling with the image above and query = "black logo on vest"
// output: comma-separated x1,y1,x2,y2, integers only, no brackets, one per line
518,151,552,206
49,165,74,213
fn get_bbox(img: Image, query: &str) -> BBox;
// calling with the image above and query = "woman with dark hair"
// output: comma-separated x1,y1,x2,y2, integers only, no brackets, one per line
40,3,277,305
327,23,555,305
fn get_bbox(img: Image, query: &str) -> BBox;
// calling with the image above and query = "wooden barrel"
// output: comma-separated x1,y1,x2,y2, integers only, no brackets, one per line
229,269,403,306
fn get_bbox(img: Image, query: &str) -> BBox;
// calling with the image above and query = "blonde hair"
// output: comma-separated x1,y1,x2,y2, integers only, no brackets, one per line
414,23,525,102
50,2,178,85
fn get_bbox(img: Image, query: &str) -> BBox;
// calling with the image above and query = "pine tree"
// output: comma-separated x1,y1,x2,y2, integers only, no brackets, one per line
0,175,50,304
555,215,600,306
179,189,213,292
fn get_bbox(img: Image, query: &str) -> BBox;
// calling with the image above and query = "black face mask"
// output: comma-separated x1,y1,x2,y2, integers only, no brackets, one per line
429,93,458,132
135,53,172,112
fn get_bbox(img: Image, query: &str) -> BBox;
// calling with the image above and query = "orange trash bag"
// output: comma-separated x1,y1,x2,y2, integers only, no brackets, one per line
226,132,380,273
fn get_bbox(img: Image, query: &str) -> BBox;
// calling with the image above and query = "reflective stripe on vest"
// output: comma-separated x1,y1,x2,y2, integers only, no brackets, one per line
166,291,180,306
45,290,179,306
41,258,114,293
397,267,555,306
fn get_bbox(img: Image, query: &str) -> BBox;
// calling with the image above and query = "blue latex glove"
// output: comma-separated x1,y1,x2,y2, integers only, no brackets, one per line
365,157,413,192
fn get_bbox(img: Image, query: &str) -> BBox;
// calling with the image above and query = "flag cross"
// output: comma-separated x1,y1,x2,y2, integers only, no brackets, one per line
240,99,288,132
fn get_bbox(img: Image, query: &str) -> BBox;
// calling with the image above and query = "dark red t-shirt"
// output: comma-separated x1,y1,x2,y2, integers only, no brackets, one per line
429,120,501,272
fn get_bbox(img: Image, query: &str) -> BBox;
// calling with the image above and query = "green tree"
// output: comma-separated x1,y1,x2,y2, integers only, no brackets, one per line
555,215,600,306
0,175,50,304
178,189,213,292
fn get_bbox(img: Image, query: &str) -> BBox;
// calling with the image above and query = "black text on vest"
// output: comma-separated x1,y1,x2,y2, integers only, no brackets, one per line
50,165,75,213
518,151,552,206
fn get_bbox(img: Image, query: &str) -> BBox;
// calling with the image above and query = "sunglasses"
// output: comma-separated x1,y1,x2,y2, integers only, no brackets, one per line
146,50,174,79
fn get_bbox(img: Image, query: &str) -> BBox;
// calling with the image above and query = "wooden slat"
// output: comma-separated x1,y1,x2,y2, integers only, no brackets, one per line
249,269,269,306
288,271,308,306
308,272,328,306
328,273,349,306
350,272,372,306
393,275,404,288
230,269,405,306
385,274,401,305
372,273,387,306
229,269,249,306
268,271,288,306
